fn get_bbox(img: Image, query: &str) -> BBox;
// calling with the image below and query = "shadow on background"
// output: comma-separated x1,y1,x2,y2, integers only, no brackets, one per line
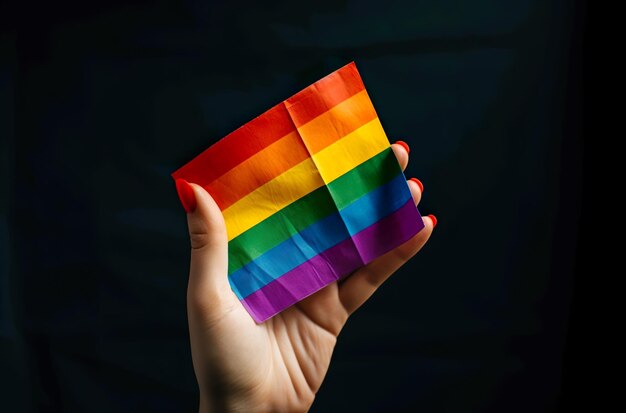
1,0,585,411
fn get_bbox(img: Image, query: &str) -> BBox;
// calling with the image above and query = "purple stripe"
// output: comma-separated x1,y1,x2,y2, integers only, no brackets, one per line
242,199,424,322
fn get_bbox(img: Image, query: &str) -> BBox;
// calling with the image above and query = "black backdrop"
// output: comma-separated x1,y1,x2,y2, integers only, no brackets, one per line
1,1,585,411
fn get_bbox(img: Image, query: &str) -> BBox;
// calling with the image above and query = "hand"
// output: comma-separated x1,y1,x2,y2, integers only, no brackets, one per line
179,142,436,413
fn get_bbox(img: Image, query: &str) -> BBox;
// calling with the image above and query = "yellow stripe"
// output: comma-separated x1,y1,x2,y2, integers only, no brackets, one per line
223,117,389,240
209,90,377,210
223,158,324,240
312,117,390,183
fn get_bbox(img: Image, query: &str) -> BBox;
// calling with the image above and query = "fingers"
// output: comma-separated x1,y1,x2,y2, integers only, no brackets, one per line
174,179,236,314
338,215,436,315
407,177,423,205
391,140,421,203
185,182,227,252
337,171,434,315
391,140,410,171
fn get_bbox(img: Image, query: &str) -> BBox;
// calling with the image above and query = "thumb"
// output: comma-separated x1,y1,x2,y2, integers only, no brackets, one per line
174,179,236,313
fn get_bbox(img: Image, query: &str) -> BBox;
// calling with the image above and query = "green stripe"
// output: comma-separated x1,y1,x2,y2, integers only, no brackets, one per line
227,147,400,274
328,148,400,210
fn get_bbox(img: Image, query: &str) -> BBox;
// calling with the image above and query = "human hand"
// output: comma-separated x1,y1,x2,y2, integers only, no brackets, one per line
176,141,436,413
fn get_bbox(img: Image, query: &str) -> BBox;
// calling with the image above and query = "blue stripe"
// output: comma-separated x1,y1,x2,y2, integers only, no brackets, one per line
229,172,411,299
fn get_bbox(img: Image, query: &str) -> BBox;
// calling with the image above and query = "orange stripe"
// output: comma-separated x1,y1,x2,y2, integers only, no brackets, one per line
207,131,309,210
295,90,377,154
207,89,378,210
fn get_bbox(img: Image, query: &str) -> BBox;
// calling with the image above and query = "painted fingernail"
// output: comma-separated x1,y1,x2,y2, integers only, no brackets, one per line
409,177,424,193
428,214,437,228
175,179,197,213
394,140,410,154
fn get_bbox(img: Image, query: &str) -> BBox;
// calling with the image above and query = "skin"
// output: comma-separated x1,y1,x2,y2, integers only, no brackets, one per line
184,143,435,412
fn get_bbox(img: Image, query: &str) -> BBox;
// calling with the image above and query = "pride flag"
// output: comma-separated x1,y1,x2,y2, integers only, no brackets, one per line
173,62,424,322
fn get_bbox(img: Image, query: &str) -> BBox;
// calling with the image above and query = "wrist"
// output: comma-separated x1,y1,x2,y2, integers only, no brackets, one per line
198,388,258,413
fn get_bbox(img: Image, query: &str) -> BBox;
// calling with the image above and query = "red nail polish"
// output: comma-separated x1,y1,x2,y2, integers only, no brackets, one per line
410,177,424,193
428,214,437,228
175,179,197,213
395,140,410,154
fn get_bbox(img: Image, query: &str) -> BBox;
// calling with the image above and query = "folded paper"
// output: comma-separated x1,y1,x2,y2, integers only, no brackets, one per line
172,62,424,323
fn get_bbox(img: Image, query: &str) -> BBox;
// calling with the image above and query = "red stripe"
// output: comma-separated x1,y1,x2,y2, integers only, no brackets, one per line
172,62,365,185
285,62,365,128
172,102,294,187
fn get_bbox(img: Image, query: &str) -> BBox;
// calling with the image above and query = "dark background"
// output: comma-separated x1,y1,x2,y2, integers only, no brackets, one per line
1,0,586,411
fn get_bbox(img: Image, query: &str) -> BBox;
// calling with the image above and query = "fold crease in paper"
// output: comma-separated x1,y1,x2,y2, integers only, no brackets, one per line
172,62,424,323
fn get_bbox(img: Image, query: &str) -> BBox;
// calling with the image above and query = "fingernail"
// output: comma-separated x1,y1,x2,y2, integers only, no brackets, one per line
427,214,438,228
175,179,197,213
409,177,424,193
394,140,410,154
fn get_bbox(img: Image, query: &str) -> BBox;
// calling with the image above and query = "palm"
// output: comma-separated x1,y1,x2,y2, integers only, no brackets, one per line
192,285,342,412
184,144,434,412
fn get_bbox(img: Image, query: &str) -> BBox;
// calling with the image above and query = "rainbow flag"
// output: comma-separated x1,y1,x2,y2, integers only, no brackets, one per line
172,62,424,322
